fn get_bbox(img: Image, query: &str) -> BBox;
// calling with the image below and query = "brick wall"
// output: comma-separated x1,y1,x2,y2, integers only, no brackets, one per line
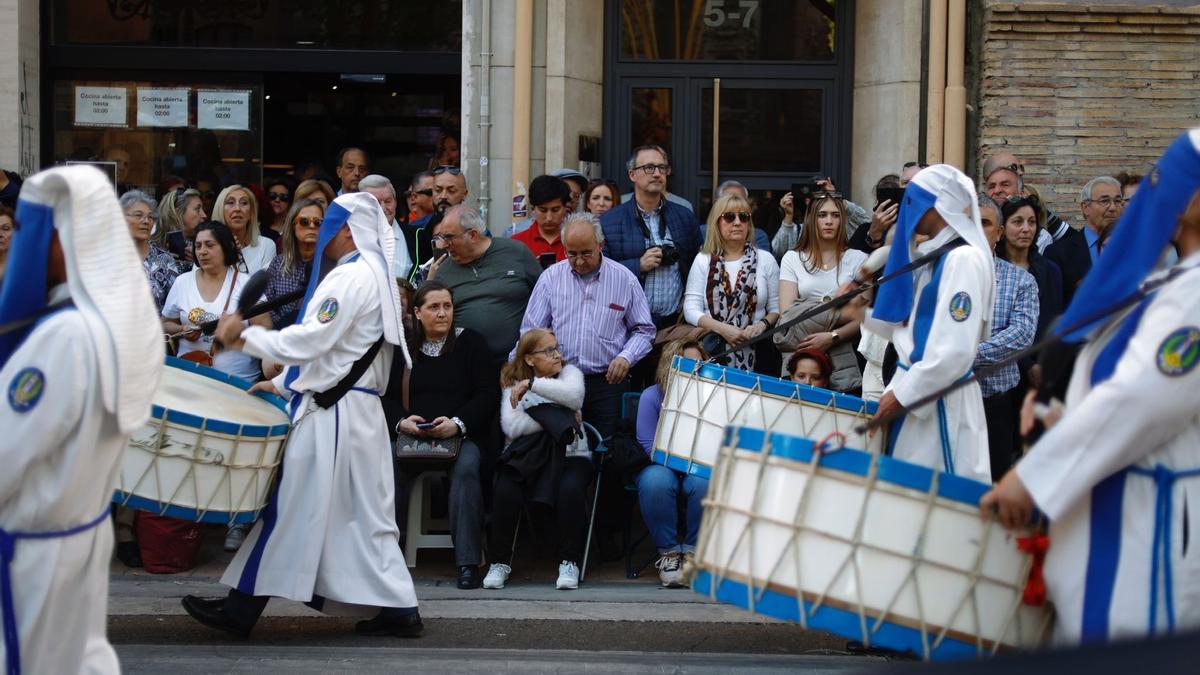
978,2,1200,219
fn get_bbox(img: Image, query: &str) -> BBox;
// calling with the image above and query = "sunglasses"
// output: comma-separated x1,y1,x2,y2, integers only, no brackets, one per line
267,192,290,201
433,165,462,176
720,211,752,224
409,188,433,197
295,217,322,228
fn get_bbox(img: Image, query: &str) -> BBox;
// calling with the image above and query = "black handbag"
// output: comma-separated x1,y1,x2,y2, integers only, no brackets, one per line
392,366,462,462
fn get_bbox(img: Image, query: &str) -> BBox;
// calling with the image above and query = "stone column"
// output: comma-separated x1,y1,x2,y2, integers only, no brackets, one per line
0,0,40,175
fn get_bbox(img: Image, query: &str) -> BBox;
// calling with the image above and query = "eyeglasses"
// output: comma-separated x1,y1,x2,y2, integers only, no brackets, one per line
566,250,597,259
433,165,462,176
267,192,290,202
295,217,322,228
1085,197,1125,209
529,345,562,357
633,163,671,176
409,189,433,197
431,230,468,244
720,211,752,224
125,211,154,222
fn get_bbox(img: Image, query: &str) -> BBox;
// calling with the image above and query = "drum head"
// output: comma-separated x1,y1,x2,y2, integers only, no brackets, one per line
158,357,289,429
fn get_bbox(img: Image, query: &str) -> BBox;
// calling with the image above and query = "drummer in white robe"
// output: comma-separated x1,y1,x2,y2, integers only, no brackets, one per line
182,191,422,638
864,164,995,483
983,128,1200,644
0,167,163,674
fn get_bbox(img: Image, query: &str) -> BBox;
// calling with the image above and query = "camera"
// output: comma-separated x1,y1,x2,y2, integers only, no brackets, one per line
658,245,680,266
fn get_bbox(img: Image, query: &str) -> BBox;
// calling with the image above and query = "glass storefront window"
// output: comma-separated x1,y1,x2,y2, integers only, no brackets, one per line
619,0,836,62
700,87,823,173
630,87,674,156
53,79,263,200
55,1,462,51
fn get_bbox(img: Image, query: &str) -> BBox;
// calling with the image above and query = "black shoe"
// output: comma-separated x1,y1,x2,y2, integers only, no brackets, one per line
355,611,424,637
457,564,481,589
115,541,142,568
181,595,252,639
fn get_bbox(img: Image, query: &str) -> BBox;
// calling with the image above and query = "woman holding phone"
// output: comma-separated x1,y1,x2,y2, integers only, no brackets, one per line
382,281,499,591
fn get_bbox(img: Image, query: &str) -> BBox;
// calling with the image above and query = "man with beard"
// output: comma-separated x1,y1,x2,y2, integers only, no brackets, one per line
407,166,469,282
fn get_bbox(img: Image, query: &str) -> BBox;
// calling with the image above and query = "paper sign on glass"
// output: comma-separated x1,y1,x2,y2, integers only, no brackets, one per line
75,86,128,128
197,90,251,131
137,88,189,127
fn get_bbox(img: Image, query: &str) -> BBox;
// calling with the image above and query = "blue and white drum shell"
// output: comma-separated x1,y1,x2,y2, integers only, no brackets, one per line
653,356,884,480
114,356,291,525
693,426,1052,660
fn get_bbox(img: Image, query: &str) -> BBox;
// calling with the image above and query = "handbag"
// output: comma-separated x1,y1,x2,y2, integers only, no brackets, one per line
653,312,709,347
179,266,238,368
392,366,462,462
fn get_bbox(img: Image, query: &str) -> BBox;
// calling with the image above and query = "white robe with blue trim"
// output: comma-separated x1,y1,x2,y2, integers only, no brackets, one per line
884,229,994,483
1017,258,1200,644
220,258,418,612
0,308,123,675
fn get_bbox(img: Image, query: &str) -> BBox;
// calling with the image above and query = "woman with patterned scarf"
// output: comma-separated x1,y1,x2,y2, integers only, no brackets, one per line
683,193,780,372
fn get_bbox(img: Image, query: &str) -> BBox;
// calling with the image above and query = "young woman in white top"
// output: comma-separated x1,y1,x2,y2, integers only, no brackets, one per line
213,184,276,273
683,193,780,372
484,328,591,591
778,193,869,354
161,221,268,382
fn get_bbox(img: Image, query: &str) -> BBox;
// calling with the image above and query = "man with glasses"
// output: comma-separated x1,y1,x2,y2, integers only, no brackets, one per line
407,166,470,280
360,174,415,280
600,145,702,329
517,213,655,440
981,153,1073,252
1046,175,1123,305
334,147,369,195
429,205,541,365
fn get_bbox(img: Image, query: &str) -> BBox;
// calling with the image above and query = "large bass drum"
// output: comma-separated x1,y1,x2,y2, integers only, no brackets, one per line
113,356,290,525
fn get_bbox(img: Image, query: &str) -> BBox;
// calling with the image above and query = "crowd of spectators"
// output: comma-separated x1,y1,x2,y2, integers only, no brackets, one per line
9,138,1139,587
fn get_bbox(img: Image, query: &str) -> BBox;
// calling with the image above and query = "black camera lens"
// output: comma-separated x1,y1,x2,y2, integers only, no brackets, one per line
659,245,680,266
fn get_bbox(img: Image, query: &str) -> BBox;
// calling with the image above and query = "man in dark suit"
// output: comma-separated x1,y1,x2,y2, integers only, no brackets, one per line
1045,175,1123,305
599,145,701,328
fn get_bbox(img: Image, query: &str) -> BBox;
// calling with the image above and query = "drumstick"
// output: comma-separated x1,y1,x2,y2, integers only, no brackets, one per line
856,260,1199,435
706,239,965,364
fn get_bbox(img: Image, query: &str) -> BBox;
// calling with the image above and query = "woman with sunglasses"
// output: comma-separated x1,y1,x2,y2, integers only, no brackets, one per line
263,177,294,241
263,198,323,332
682,193,780,372
776,193,868,389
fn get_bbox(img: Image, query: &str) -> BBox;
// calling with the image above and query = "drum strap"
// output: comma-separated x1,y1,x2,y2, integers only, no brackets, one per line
1,507,111,675
311,336,385,409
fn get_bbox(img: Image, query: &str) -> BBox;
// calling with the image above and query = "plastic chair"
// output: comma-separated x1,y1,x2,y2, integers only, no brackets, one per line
403,470,454,567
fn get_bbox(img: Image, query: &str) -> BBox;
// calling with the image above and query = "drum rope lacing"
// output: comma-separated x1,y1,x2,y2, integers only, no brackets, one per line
697,430,1049,658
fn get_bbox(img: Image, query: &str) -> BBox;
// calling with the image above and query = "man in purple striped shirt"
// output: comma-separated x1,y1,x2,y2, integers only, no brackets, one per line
516,213,655,439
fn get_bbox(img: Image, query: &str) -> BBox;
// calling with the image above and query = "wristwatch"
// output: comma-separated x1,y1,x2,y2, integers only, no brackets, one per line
450,416,467,436
830,330,840,344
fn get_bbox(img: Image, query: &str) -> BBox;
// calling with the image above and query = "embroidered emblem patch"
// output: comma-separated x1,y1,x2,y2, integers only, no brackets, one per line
1156,326,1200,377
317,297,339,323
948,292,972,322
8,367,45,413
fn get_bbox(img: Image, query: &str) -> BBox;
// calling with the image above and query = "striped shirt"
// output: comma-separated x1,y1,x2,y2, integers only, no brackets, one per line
976,257,1039,397
518,255,656,375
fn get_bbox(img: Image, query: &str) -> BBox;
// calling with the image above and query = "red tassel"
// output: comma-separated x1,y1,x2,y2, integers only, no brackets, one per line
1017,534,1050,607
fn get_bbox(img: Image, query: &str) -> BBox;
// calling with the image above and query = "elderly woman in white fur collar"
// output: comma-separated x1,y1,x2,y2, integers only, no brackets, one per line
485,328,592,592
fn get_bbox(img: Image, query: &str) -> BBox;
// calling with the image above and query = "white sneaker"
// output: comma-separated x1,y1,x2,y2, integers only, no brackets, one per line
556,560,580,590
656,552,685,588
482,563,511,589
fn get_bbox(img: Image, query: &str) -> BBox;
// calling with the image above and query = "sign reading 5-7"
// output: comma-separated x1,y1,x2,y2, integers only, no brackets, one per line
703,0,760,28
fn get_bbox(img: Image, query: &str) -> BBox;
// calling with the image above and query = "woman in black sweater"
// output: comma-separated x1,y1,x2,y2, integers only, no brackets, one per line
383,281,499,589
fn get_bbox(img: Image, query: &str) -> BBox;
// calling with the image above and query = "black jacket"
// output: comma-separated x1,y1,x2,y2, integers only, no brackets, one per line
497,403,582,507
1044,228,1092,307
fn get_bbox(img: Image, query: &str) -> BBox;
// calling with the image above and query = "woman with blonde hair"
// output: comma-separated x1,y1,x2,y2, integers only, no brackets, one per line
156,187,207,267
634,337,709,587
682,193,780,372
483,328,591,592
294,178,335,210
775,192,868,391
212,184,276,273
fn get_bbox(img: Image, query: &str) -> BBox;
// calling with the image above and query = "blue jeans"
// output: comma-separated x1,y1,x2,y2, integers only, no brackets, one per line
635,464,708,554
